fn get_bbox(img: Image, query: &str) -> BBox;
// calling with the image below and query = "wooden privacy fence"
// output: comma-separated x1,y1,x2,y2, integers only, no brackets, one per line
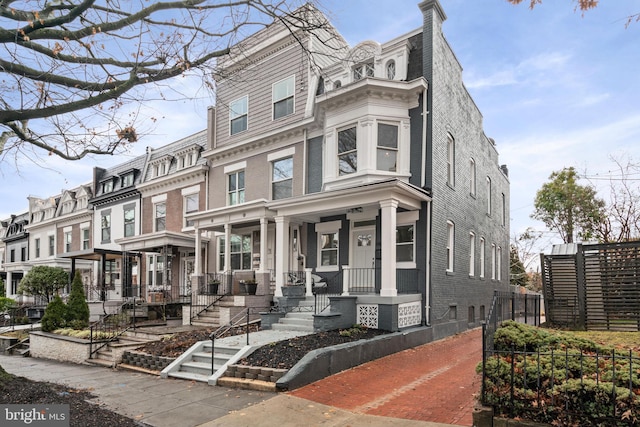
541,241,640,331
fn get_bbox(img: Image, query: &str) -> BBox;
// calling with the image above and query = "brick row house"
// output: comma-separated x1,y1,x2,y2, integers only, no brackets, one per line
1,0,509,338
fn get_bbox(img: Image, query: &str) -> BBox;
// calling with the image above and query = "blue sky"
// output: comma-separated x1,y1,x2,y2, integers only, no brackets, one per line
1,0,639,256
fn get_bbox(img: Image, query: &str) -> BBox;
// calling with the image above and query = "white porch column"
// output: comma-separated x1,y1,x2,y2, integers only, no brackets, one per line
194,225,202,275
6,271,12,297
224,223,231,273
380,199,398,297
259,218,268,273
275,216,290,297
305,268,313,297
275,216,289,297
342,265,350,296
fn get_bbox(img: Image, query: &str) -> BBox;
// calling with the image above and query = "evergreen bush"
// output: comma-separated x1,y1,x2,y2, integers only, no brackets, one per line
66,271,89,329
41,295,67,332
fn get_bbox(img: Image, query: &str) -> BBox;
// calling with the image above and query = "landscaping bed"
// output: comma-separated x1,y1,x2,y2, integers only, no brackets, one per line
0,365,141,427
481,321,640,426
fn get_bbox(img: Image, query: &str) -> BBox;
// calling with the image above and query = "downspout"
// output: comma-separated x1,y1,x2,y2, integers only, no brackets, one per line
425,199,432,326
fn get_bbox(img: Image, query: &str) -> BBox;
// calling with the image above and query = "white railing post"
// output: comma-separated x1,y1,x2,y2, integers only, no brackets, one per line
342,265,350,296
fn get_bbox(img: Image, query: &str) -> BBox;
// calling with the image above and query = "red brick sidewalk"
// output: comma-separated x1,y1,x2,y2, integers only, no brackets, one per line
289,327,482,426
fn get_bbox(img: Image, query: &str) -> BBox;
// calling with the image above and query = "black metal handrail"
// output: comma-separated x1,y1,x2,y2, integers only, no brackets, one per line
209,306,269,374
88,298,139,358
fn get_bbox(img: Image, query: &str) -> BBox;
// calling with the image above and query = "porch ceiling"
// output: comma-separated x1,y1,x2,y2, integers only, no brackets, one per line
58,248,124,261
267,179,430,221
115,230,209,252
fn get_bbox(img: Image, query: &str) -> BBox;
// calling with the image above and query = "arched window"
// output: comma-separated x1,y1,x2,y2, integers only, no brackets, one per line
386,60,396,80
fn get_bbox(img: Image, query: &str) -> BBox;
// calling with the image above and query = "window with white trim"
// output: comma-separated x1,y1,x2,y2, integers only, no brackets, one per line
338,126,357,176
447,134,455,187
353,62,374,81
487,176,492,216
228,170,245,205
272,157,293,200
121,172,134,188
230,95,248,134
470,158,476,197
377,123,398,172
501,193,506,226
48,235,55,256
65,231,72,252
155,202,166,232
497,246,502,281
386,60,396,80
491,243,497,280
35,238,40,258
124,205,135,237
469,232,476,277
273,75,294,119
219,235,252,270
101,211,111,243
396,225,414,263
320,232,339,266
184,193,199,227
82,228,90,250
479,237,485,278
446,220,455,272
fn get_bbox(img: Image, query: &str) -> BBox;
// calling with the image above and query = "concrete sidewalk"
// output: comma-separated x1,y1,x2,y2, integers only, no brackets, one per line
0,354,456,427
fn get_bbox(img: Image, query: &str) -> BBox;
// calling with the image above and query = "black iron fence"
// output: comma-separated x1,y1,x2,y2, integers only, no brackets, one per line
482,345,640,424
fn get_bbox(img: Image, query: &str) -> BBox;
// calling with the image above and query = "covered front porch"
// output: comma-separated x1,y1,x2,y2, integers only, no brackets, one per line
189,179,431,331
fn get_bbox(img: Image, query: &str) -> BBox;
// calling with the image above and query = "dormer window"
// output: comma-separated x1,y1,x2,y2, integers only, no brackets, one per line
151,156,172,177
175,145,200,171
102,180,113,194
121,172,134,188
353,62,374,81
61,201,74,214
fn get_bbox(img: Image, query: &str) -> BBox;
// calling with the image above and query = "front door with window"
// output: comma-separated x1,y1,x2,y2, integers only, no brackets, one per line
351,227,375,290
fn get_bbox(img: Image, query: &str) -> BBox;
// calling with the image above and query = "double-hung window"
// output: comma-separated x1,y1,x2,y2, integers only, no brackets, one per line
35,238,40,258
320,232,339,266
479,237,486,278
338,126,357,176
377,123,398,172
101,211,111,243
184,193,199,227
469,232,476,277
65,231,72,252
446,221,455,272
491,243,497,280
447,134,455,187
124,205,135,237
82,228,90,250
487,176,492,216
48,235,55,256
155,202,166,232
229,96,248,134
228,171,245,205
469,158,476,197
273,76,294,119
396,225,414,263
272,157,293,200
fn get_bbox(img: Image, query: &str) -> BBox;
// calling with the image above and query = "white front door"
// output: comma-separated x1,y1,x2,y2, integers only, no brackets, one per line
351,227,375,289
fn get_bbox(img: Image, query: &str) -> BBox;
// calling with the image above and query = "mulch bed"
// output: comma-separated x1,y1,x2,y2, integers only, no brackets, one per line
0,367,143,427
238,327,389,369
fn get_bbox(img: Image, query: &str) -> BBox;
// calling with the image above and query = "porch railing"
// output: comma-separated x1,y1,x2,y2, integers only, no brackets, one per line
89,298,140,358
190,272,233,322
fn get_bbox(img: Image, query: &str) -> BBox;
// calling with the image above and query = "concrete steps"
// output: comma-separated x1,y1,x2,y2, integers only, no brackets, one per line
7,338,30,357
163,341,242,383
271,297,315,332
86,331,157,368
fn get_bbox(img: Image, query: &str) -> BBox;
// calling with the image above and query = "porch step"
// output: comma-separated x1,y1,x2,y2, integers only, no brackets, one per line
7,338,30,357
270,311,315,332
165,342,241,383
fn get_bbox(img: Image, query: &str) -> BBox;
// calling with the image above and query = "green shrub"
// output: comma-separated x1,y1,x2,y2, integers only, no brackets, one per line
65,271,89,329
41,295,67,332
